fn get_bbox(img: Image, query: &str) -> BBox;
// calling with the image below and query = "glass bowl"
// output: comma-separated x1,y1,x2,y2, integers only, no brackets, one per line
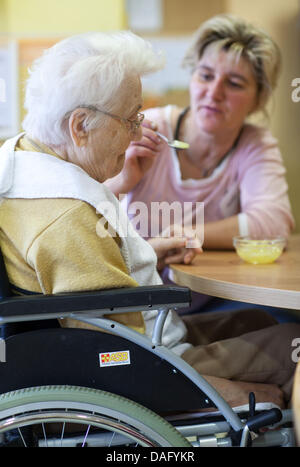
233,236,286,265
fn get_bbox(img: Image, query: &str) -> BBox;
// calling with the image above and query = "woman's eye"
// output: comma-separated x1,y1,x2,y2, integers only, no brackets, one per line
228,80,244,88
199,73,213,81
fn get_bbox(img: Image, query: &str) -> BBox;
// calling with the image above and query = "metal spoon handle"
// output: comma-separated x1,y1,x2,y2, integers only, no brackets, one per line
155,131,189,150
155,131,169,144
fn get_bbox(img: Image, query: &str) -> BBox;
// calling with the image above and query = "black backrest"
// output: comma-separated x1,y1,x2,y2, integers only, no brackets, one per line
0,245,58,338
0,245,12,300
0,245,14,338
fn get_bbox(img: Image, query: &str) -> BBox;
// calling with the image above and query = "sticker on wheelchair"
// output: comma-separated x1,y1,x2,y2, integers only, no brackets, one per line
99,350,131,367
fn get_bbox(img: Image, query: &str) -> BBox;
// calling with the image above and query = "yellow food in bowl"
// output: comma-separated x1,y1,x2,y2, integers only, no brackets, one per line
233,237,286,264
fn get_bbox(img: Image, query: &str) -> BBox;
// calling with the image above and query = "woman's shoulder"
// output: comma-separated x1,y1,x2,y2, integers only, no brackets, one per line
24,199,122,250
234,123,282,172
240,123,279,147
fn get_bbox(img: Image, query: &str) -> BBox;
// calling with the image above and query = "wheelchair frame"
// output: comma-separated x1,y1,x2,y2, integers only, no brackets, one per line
0,281,295,447
0,242,295,447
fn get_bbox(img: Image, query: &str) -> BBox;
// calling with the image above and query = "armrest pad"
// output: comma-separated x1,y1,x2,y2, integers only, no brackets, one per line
0,285,191,323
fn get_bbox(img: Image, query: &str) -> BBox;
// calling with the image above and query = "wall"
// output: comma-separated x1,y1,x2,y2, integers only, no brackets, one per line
163,0,225,34
0,0,127,134
3,0,126,35
129,0,227,109
0,0,8,33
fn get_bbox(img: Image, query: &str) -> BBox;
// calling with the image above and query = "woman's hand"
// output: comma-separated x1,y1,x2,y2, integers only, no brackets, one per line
149,226,203,271
105,119,163,195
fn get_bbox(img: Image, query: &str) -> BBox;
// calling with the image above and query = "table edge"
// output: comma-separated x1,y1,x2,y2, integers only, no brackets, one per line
169,268,300,310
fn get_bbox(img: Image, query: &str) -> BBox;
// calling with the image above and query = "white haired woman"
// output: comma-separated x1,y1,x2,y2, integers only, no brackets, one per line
0,31,299,408
0,31,199,338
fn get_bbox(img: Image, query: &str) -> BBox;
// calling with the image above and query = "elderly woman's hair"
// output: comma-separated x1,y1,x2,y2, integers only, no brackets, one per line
22,31,165,145
183,14,281,112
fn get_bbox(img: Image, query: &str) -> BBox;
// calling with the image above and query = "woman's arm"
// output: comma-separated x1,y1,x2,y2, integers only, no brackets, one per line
201,215,239,250
201,128,295,249
237,129,295,239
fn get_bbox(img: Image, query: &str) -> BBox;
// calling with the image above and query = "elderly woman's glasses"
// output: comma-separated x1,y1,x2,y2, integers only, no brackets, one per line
77,105,145,132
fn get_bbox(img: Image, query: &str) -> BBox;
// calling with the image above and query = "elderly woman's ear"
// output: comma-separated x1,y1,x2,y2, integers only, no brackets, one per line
69,109,89,147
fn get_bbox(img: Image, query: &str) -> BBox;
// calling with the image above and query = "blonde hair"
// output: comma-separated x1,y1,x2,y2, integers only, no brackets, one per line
183,14,281,113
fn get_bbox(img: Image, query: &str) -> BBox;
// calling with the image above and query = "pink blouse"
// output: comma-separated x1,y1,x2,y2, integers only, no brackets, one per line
122,105,295,241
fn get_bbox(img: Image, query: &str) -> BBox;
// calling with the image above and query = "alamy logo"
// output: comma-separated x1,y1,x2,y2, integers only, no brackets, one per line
291,338,300,363
291,78,300,103
96,197,204,246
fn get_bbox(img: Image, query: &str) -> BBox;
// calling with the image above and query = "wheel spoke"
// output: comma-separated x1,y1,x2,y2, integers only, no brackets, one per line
18,427,27,447
108,430,116,447
81,425,91,447
42,423,48,447
60,422,66,447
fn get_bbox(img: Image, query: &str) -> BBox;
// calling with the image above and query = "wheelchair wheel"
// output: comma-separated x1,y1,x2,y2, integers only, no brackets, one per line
0,385,191,447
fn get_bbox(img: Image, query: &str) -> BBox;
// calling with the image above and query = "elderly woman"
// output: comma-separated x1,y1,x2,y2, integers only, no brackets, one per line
107,14,295,249
0,31,299,408
0,31,198,336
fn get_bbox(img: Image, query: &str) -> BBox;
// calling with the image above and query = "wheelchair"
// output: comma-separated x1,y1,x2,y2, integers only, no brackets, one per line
0,247,295,447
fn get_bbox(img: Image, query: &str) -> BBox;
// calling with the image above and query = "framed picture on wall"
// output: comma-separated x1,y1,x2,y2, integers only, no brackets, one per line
0,40,19,139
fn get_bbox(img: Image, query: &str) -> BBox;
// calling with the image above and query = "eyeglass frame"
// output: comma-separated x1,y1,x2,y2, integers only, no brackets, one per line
68,105,145,133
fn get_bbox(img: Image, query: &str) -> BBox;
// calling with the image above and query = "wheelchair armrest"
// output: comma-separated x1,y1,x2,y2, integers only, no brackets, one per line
0,285,191,324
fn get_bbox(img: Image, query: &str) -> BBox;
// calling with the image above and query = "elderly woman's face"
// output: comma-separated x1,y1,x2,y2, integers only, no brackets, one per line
71,75,143,183
189,44,258,136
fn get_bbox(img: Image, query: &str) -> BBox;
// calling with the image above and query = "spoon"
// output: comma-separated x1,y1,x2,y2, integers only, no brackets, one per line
155,131,189,150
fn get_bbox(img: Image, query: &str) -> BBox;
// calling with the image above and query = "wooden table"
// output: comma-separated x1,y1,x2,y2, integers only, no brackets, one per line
171,234,300,443
170,234,300,311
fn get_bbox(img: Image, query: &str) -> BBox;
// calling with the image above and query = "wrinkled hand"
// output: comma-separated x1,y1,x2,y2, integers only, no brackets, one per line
149,225,202,271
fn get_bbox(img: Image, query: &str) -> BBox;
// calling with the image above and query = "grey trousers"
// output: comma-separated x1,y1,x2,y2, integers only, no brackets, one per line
181,309,300,402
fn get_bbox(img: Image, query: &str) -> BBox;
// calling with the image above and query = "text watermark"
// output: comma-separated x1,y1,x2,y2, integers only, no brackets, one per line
291,338,300,363
96,198,204,246
291,78,300,103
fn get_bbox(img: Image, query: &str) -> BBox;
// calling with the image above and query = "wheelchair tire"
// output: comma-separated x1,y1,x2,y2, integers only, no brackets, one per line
0,385,191,447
